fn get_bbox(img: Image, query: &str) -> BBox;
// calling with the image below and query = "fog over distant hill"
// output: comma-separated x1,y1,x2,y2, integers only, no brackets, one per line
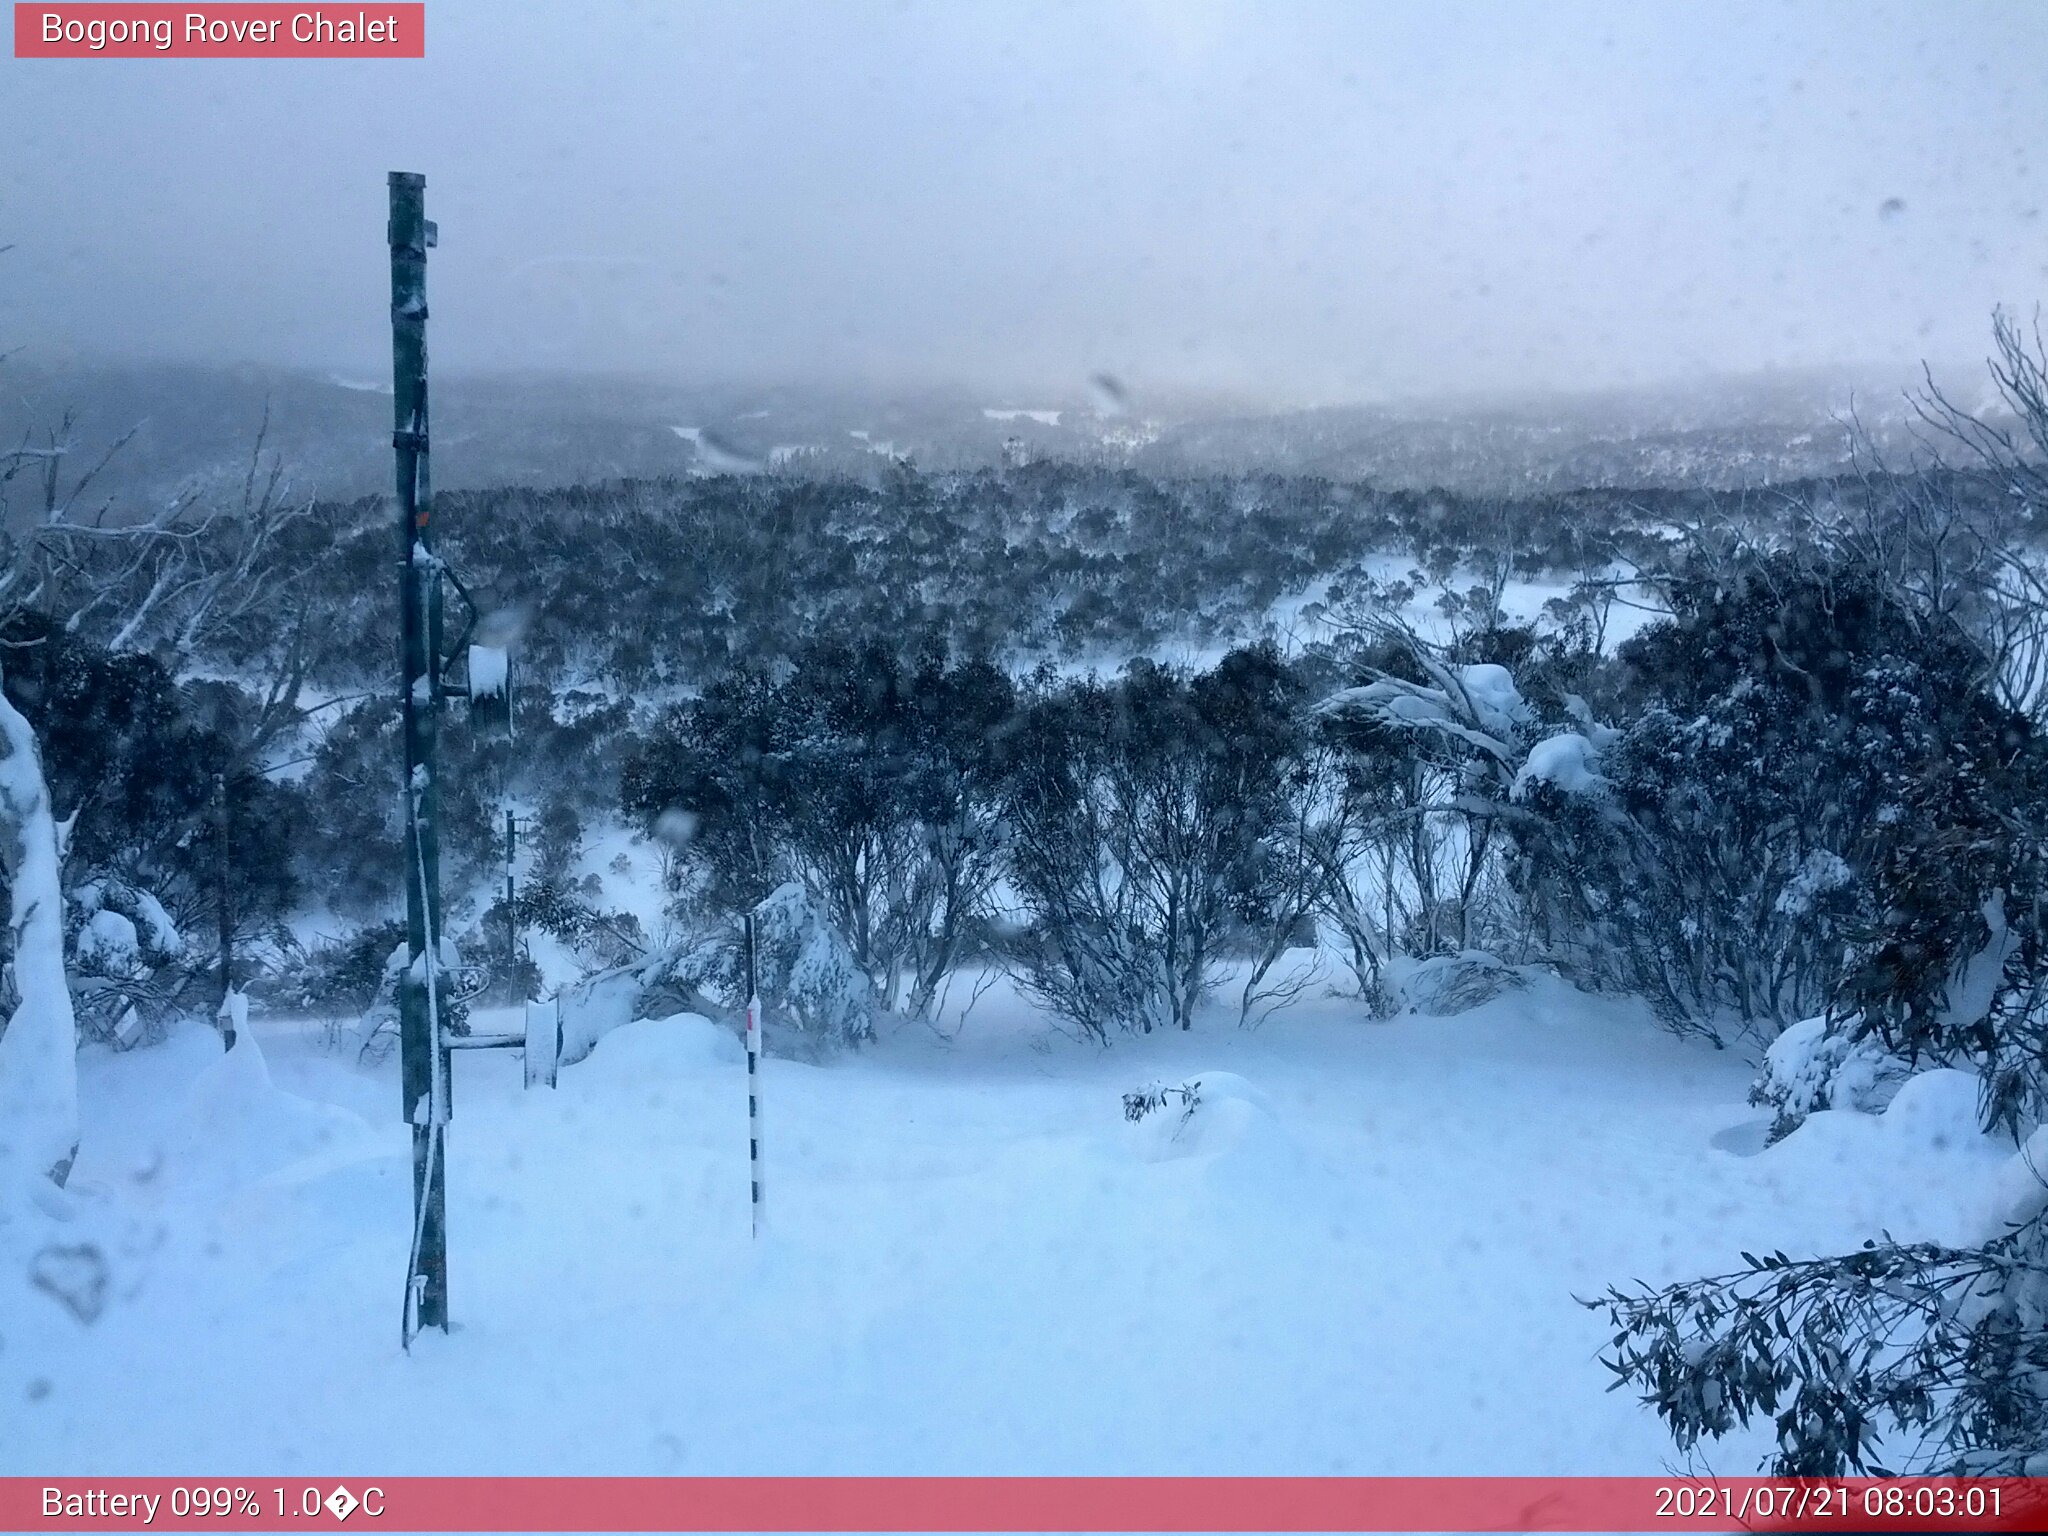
0,355,1977,520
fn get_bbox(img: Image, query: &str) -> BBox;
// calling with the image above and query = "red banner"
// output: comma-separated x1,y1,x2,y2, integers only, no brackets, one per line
3,1477,2047,1532
13,4,423,58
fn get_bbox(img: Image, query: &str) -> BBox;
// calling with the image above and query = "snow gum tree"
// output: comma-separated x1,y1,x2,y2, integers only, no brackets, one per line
1314,630,1542,972
2,359,307,1191
1002,646,1302,1037
1515,552,2037,1045
0,670,78,1190
1591,313,2048,1476
623,636,1015,1019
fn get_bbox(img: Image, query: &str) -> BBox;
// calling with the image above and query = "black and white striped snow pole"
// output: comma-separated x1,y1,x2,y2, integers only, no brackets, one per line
744,912,763,1238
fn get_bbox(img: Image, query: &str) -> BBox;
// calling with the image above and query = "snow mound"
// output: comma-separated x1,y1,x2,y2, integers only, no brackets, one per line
1990,1127,2048,1230
162,1030,377,1197
1765,1067,1992,1162
1122,1072,1309,1192
1754,1067,2010,1244
1396,951,1525,1016
573,1014,742,1088
1875,1069,1986,1153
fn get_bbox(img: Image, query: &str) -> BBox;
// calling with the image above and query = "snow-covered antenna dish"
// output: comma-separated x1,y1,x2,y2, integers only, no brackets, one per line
466,644,513,737
464,605,525,739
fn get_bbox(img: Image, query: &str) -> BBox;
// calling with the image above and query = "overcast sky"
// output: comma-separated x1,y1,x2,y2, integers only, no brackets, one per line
3,0,2043,404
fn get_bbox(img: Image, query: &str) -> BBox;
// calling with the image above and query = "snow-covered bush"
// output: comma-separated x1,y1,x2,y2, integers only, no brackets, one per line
1123,1079,1203,1127
1118,1071,1305,1191
271,919,407,1018
1002,648,1304,1036
451,905,543,1005
347,939,412,1064
1590,1213,2048,1475
0,617,322,1028
504,875,646,974
623,641,1013,1018
1314,641,1543,985
523,884,878,1061
749,881,878,1047
1749,1014,1914,1140
297,930,477,1064
63,879,184,1046
1396,950,1526,1016
288,693,502,921
1593,320,2048,1476
1513,553,2039,1045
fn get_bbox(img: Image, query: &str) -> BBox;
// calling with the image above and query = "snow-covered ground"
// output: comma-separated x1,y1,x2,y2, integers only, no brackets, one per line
3,971,2025,1477
1042,559,1669,682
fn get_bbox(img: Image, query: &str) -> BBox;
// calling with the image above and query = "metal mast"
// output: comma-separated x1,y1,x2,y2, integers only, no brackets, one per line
391,170,449,1339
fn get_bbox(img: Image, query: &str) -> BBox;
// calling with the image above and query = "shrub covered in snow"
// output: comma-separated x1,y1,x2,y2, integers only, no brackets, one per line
1395,950,1526,1016
1123,1079,1203,1127
1004,647,1306,1037
749,881,879,1047
1590,1213,2048,1475
2,617,310,1021
1509,553,2042,1046
270,919,407,1018
1750,1015,1914,1141
1582,316,2048,1479
63,878,185,1045
1117,1070,1308,1195
501,874,646,974
1312,634,1572,997
623,641,1014,1019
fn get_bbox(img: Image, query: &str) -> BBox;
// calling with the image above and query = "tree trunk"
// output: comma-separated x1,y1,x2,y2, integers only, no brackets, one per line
0,675,80,1189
